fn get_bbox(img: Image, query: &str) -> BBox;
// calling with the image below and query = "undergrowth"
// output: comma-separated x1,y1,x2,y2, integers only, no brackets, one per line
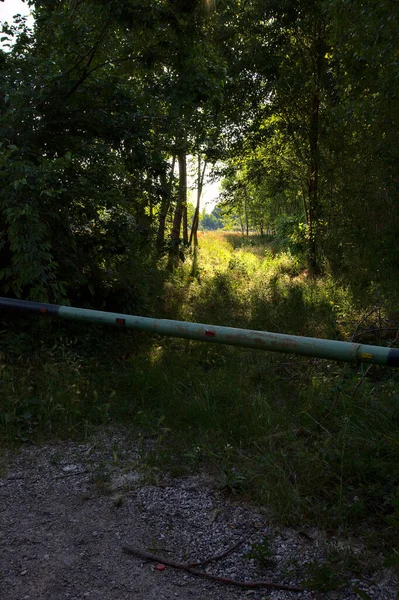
1,231,399,570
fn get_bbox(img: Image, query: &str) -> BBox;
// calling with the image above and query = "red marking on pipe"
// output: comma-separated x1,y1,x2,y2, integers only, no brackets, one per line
40,308,47,313
205,330,215,337
116,318,126,325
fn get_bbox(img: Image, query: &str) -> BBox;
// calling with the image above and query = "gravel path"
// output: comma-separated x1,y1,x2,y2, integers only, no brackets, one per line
0,431,397,600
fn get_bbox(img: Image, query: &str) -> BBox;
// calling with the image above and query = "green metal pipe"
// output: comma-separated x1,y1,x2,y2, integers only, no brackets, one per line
1,296,398,366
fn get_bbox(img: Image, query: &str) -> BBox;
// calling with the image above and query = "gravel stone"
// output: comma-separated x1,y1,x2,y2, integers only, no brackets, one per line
0,430,397,599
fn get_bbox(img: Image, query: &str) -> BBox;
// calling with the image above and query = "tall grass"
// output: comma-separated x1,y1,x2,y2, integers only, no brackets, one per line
1,231,399,559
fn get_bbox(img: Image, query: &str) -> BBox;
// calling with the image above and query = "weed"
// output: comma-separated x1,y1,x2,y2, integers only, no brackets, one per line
91,459,111,493
245,536,276,570
303,560,346,592
220,466,249,496
352,589,372,600
113,494,125,508
49,452,63,466
1,231,399,563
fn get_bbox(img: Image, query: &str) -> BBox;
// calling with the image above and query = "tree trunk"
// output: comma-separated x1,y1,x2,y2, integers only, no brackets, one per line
244,191,249,237
307,88,319,276
238,204,244,235
182,203,188,245
156,155,176,253
189,156,207,247
149,197,153,223
306,23,323,276
168,153,186,269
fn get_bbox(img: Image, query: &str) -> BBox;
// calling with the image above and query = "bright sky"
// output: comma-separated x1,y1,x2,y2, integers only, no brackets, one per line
201,179,220,213
187,157,220,214
191,177,220,214
0,0,34,26
0,0,220,212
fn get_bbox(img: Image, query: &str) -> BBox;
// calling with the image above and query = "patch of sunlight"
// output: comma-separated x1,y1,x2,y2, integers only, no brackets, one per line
147,344,166,366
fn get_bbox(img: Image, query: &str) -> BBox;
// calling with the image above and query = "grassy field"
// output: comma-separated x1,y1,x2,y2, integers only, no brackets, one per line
1,231,399,568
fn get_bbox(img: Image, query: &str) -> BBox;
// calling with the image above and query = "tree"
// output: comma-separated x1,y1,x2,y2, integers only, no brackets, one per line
0,0,174,302
2,0,398,305
199,207,223,231
189,154,207,246
320,0,399,286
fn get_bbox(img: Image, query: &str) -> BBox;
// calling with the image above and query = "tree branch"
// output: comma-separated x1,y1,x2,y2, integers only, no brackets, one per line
64,17,113,99
122,546,304,592
65,56,135,99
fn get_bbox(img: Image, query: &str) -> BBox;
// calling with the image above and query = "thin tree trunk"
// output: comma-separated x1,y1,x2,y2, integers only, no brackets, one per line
156,155,176,252
244,191,249,237
238,205,244,235
307,23,323,276
189,156,207,247
149,197,153,223
183,203,188,245
190,211,199,246
307,88,319,276
168,153,186,269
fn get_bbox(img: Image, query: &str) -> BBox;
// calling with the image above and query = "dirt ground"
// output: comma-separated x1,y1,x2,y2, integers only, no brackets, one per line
0,431,397,600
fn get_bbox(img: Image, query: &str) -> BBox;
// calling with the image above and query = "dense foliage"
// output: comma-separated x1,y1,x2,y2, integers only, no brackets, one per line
217,0,399,288
1,0,397,305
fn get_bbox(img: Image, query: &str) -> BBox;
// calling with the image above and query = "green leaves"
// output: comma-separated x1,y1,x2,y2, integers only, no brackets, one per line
0,0,397,305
